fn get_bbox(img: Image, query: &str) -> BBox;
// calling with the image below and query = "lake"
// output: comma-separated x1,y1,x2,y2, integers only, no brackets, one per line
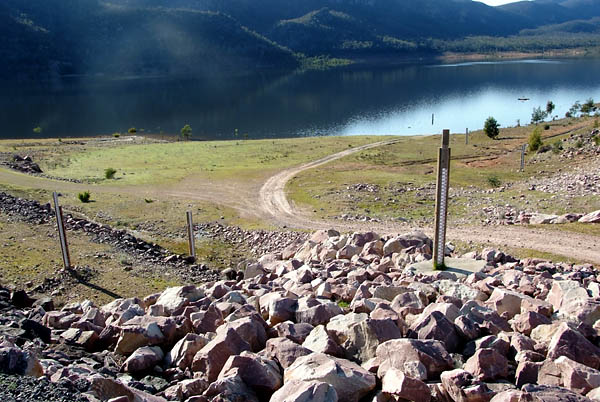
2,58,600,140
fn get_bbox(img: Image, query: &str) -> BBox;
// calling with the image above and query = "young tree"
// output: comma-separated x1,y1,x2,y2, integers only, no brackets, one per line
546,100,555,116
484,116,500,139
180,124,192,141
528,126,543,152
581,98,595,115
531,106,547,125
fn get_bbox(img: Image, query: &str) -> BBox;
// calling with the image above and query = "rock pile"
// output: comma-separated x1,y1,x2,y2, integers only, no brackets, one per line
3,229,600,401
195,223,308,258
0,192,220,282
7,154,43,174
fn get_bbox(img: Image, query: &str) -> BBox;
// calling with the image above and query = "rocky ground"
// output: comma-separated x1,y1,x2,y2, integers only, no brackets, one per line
2,228,600,401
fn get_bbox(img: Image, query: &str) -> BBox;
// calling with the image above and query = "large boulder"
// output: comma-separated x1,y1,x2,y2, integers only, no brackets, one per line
191,328,251,382
165,333,211,369
264,337,312,369
547,323,600,369
270,380,338,402
382,368,431,402
375,339,453,380
154,285,204,315
303,325,344,357
463,348,509,381
218,351,282,396
163,378,209,401
122,346,164,373
486,289,527,319
284,353,376,402
217,315,267,352
441,369,493,402
0,344,43,377
327,313,402,363
296,298,343,326
114,321,165,355
408,311,459,353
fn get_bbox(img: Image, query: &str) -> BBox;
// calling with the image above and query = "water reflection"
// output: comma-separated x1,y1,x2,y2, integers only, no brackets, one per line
1,58,599,139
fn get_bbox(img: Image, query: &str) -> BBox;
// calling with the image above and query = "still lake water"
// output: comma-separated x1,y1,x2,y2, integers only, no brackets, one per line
2,58,600,140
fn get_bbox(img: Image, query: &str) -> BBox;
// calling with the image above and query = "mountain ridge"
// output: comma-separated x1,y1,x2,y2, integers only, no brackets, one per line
2,0,600,78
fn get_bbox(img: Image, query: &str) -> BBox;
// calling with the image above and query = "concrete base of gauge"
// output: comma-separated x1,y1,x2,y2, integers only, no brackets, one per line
408,258,487,279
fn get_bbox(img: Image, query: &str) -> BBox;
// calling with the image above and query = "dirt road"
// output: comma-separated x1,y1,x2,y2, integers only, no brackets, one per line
2,138,599,264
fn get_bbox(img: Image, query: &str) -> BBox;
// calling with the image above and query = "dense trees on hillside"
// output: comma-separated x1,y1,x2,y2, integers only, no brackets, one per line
1,0,600,78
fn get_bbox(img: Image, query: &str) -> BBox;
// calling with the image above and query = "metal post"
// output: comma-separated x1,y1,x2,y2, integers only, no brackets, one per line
52,192,71,269
186,211,196,261
432,113,434,125
465,128,469,145
433,130,451,270
520,144,526,171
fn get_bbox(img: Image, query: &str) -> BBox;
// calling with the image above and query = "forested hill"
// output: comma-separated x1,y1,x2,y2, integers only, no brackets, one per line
0,0,297,79
2,0,600,79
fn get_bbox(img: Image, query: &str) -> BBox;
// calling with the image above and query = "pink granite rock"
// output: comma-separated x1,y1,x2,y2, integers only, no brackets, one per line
284,353,376,402
270,380,338,402
191,328,251,382
263,337,312,369
218,351,282,395
547,323,600,369
122,346,164,373
375,339,453,380
464,348,509,381
381,368,431,402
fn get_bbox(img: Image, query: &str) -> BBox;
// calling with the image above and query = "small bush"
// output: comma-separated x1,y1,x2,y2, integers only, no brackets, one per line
113,132,120,138
544,124,550,130
575,139,584,148
78,191,91,203
594,136,600,146
128,127,137,134
528,127,543,152
144,198,154,203
104,167,117,179
487,175,501,188
33,126,42,134
552,140,563,154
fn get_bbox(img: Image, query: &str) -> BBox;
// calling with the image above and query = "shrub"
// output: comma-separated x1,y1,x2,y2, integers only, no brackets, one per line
180,124,192,141
104,168,117,179
78,191,91,203
487,175,501,188
128,127,137,134
33,126,42,134
528,126,543,152
575,139,584,148
552,140,563,154
113,132,120,138
544,124,550,130
484,116,500,139
594,136,600,146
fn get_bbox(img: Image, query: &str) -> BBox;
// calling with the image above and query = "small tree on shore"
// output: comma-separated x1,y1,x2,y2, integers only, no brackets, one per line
180,124,192,141
531,106,547,125
484,116,500,139
581,98,596,115
546,100,555,116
